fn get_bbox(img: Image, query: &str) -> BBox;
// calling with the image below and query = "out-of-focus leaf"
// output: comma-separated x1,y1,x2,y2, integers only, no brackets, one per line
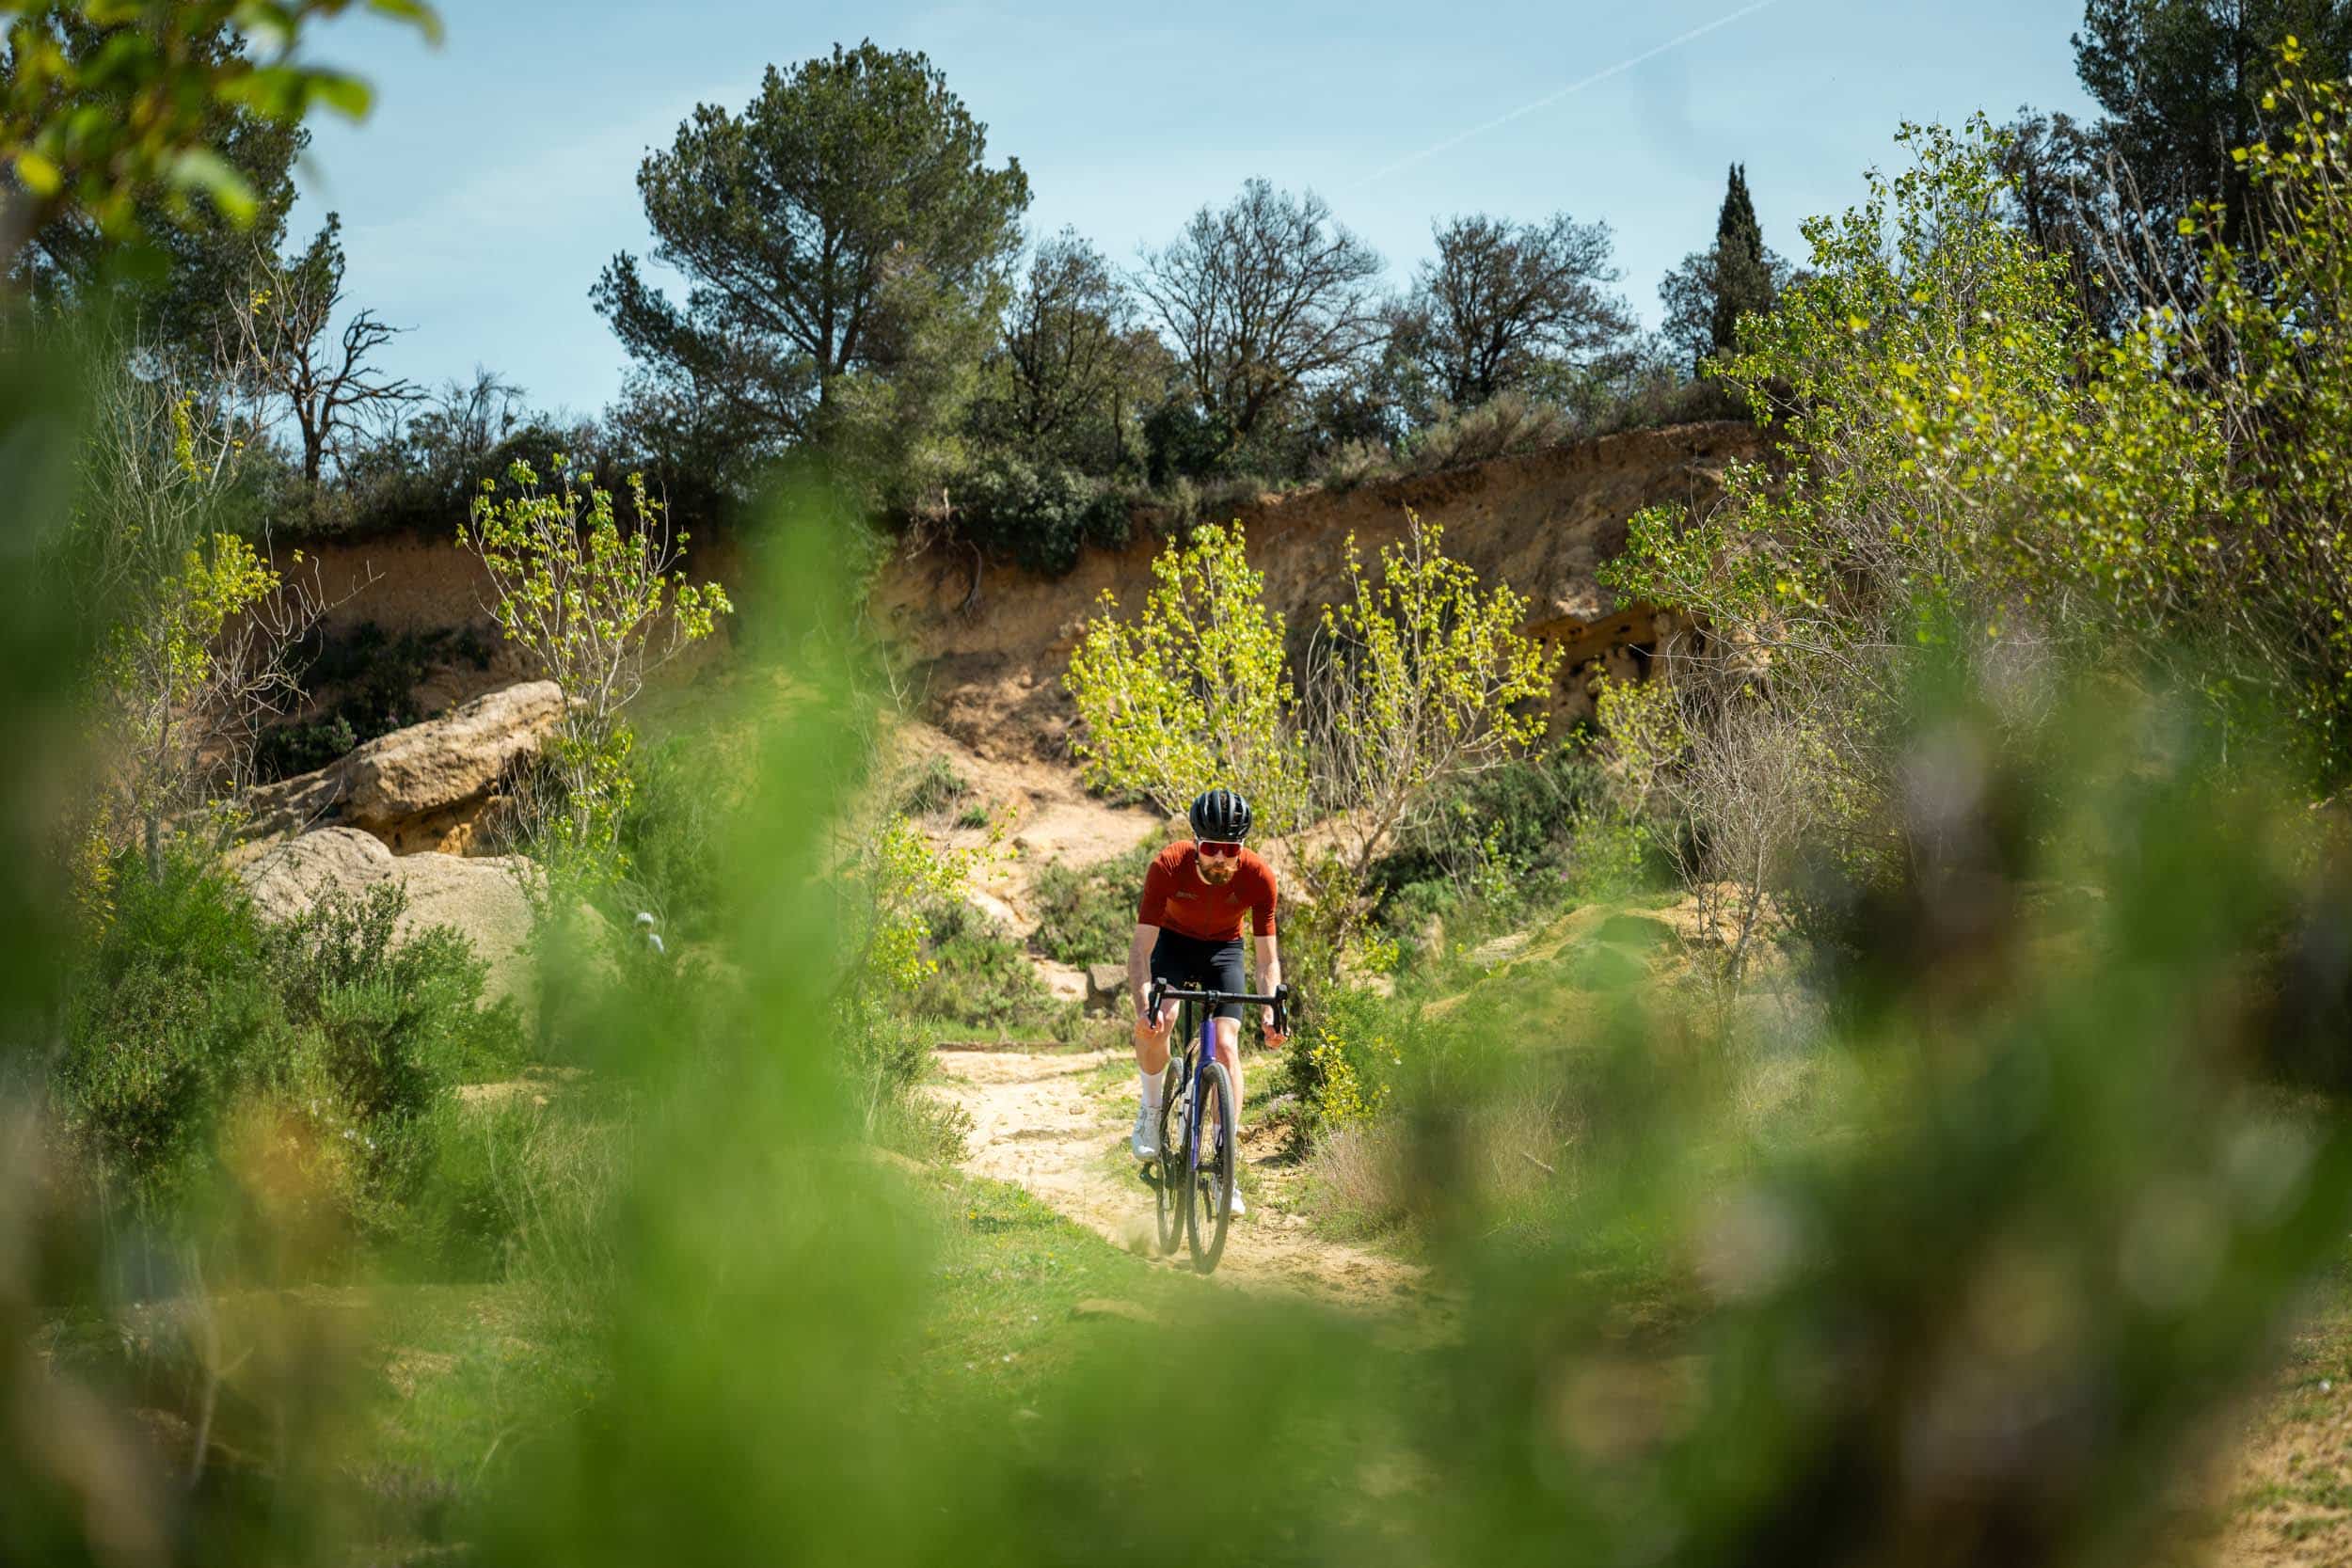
11,151,59,198
306,70,373,121
167,147,258,226
364,0,445,45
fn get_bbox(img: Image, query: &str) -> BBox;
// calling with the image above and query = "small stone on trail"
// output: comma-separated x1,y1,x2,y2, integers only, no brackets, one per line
1073,1297,1158,1325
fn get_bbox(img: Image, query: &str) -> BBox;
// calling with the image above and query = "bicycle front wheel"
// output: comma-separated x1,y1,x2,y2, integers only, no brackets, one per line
1152,1062,1184,1256
1186,1059,1235,1274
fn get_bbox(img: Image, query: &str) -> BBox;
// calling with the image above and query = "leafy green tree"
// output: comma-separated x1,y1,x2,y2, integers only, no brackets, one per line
458,457,733,872
1067,515,1552,973
1659,165,1791,372
64,336,316,877
1993,108,2137,334
0,1,437,271
1136,180,1386,459
2074,0,2352,257
592,40,1030,463
818,247,999,509
1708,166,1772,354
1391,212,1632,410
5,15,309,364
970,229,1161,473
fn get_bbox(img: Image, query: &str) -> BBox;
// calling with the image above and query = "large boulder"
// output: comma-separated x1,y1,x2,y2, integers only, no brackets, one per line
235,827,539,1001
242,681,563,854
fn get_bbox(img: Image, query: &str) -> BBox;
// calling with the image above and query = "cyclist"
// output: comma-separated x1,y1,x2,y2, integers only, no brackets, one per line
1127,786,1286,1216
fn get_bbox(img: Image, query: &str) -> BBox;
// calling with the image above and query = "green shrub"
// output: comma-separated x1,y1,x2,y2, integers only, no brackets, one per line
1316,437,1397,490
1027,844,1155,967
262,881,524,1092
910,897,1067,1037
1399,392,1574,475
1369,749,1607,965
56,852,284,1207
251,713,358,781
897,754,971,817
955,456,1130,577
56,861,522,1240
1276,983,1408,1134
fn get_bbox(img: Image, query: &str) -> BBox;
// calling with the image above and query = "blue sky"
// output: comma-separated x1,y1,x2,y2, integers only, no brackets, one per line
290,0,2101,420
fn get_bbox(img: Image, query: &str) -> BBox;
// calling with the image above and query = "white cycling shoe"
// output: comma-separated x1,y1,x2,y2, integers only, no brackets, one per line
1226,1186,1247,1218
1131,1104,1161,1162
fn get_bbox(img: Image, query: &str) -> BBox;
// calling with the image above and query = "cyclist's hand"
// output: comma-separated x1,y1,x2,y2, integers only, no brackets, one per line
1262,1013,1289,1049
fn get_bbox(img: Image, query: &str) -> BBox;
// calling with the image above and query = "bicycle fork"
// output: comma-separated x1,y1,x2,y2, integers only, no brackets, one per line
1185,1013,1217,1180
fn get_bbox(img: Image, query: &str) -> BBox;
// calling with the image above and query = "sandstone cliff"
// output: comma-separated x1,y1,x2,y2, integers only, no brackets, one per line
870,420,1759,762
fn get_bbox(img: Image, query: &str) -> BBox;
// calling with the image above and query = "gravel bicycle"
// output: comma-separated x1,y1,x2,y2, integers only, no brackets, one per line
1142,978,1290,1274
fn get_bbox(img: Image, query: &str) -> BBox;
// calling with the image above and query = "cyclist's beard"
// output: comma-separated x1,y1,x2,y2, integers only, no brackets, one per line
1200,858,1238,885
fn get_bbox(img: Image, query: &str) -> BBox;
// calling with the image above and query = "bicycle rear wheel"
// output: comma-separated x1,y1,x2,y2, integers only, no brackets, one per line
1186,1058,1236,1274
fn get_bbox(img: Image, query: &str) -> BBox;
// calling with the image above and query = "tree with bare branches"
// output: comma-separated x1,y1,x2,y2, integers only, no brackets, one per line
1393,213,1633,409
1136,180,1386,454
231,212,418,494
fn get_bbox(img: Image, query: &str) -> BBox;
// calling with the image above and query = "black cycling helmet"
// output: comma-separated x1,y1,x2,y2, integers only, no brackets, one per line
1188,787,1252,843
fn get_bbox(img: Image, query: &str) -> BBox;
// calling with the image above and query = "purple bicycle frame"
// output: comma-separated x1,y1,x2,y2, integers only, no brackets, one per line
1184,1010,1223,1181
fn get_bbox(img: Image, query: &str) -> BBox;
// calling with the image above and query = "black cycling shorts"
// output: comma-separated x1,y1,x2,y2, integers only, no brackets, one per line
1148,930,1248,1022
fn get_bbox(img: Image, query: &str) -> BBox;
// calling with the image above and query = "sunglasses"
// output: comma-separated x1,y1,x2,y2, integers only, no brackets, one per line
1198,840,1245,859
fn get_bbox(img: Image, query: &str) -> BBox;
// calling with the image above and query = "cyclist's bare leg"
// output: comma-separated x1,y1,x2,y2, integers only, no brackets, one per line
1133,1015,1171,1077
1209,1014,1242,1131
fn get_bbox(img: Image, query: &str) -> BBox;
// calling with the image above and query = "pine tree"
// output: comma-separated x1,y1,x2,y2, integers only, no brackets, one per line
1708,165,1774,357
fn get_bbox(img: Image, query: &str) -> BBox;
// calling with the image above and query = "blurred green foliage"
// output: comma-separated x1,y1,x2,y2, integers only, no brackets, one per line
0,1,439,255
55,853,522,1233
13,21,2352,1568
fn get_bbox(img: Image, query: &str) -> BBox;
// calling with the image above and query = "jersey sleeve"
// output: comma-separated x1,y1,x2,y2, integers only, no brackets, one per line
1252,863,1278,937
1137,851,1173,927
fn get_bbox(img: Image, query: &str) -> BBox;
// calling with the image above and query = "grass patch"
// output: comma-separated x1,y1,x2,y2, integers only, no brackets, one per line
358,1281,607,1523
911,1173,1189,1404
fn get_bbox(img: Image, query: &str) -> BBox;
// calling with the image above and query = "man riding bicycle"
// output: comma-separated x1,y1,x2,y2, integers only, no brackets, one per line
1128,787,1286,1217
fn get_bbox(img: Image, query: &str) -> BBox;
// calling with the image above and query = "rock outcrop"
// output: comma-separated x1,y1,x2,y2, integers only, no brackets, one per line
242,681,563,854
235,827,539,1001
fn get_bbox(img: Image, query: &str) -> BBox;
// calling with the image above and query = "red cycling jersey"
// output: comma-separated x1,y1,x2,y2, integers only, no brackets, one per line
1137,842,1278,942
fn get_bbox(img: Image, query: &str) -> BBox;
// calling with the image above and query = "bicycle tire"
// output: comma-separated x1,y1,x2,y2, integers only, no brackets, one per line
1152,1057,1184,1255
1186,1058,1236,1274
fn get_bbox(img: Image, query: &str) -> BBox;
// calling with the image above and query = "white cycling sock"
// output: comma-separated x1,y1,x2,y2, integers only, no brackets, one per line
1139,1069,1163,1110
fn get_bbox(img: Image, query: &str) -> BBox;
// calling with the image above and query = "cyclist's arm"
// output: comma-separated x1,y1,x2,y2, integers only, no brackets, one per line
1257,932,1286,1042
1128,923,1163,1025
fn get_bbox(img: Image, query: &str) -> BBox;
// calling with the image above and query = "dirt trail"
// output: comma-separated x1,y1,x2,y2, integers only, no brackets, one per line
932,1046,1425,1312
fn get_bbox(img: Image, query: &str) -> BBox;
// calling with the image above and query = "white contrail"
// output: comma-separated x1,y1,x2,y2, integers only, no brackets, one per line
1352,0,1786,189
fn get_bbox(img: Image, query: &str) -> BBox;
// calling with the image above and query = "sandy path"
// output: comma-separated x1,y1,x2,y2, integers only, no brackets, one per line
932,1047,1425,1313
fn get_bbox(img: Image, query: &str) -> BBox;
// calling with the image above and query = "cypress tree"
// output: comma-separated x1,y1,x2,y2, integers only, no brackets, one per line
1708,165,1774,356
